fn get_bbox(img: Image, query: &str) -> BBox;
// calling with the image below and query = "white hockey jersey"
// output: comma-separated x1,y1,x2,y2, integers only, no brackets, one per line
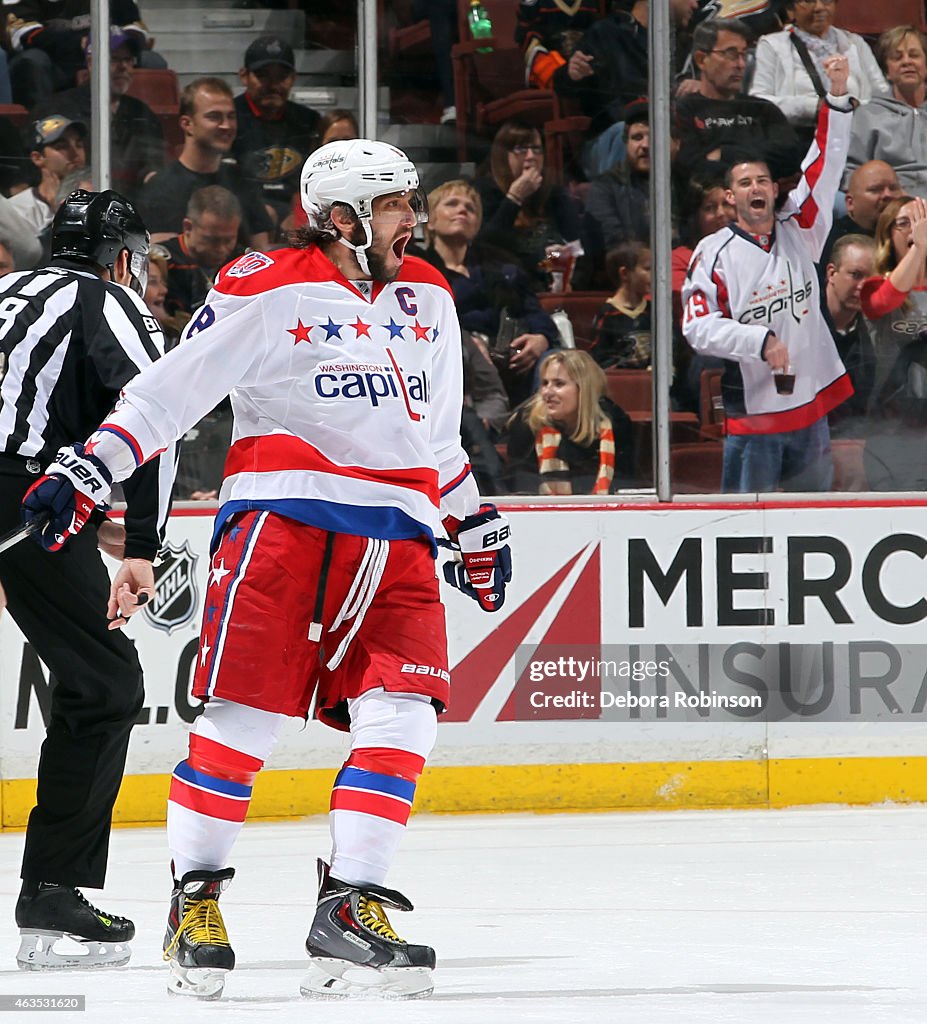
87,246,480,551
682,97,854,434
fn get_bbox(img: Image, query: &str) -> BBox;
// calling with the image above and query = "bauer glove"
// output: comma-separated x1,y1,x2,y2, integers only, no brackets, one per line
442,503,512,612
22,442,113,552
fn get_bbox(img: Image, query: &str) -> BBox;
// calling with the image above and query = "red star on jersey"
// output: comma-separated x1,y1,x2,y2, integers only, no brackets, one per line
287,319,313,345
411,319,431,342
351,317,372,338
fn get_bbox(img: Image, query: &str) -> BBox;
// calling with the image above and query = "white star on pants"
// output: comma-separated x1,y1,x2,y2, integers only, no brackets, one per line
200,642,212,667
208,558,232,587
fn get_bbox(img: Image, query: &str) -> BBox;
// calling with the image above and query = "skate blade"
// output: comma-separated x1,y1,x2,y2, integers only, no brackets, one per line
166,961,229,1000
300,958,433,1000
17,931,131,971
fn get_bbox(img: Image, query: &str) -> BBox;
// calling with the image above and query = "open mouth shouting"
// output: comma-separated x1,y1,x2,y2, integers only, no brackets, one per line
391,233,412,261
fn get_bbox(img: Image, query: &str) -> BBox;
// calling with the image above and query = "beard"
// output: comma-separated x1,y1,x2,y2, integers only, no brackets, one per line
345,221,401,283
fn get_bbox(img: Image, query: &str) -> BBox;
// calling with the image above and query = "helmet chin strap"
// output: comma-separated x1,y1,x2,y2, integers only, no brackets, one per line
336,216,373,277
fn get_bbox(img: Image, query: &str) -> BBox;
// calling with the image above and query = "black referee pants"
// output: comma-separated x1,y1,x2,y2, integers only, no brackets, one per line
0,460,144,888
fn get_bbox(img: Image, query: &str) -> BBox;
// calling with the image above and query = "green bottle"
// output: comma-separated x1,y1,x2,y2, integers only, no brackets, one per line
468,0,493,54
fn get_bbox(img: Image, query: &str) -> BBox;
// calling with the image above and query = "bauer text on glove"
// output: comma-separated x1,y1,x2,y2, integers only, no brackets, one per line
442,503,512,612
21,442,113,552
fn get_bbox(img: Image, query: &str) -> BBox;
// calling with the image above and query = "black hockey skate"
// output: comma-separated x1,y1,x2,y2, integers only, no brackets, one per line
301,859,435,1000
163,868,235,1000
15,882,134,971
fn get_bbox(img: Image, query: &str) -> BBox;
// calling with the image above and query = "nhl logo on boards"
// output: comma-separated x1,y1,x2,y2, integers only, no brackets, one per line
143,540,199,634
227,252,274,278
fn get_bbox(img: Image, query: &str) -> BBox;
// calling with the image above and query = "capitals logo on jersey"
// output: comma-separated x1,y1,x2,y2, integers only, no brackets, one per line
314,349,430,422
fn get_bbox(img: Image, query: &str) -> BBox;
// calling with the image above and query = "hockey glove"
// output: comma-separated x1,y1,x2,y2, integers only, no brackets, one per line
442,503,512,612
22,443,113,553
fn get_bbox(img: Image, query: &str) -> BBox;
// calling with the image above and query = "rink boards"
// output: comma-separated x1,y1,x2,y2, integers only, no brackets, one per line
4,499,927,827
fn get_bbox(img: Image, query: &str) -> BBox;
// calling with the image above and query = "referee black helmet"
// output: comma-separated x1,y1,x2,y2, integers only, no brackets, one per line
51,189,150,296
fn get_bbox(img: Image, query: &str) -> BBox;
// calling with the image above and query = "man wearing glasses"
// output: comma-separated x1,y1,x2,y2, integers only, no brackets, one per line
32,28,165,203
676,18,801,177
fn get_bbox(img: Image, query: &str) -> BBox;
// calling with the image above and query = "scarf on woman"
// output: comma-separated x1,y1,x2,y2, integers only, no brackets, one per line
535,423,615,495
793,25,841,81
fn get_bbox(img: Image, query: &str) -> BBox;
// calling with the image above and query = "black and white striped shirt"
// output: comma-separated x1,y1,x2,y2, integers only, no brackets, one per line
0,260,175,560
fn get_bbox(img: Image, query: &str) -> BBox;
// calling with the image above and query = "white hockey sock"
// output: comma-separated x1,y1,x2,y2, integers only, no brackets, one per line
168,698,285,879
329,690,437,887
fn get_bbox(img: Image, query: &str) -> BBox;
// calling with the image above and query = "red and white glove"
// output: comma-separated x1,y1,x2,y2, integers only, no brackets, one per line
21,442,112,552
442,503,512,612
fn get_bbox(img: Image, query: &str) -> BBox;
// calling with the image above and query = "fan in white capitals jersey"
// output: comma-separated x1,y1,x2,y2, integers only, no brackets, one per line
20,140,513,1001
682,54,854,492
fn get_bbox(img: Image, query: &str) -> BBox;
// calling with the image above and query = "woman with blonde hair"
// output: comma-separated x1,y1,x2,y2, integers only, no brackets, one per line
420,179,560,408
505,350,634,494
859,194,927,488
845,26,927,192
472,120,581,288
861,194,927,327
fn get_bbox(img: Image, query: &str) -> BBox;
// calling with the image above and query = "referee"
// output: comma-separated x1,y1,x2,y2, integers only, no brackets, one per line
0,190,174,970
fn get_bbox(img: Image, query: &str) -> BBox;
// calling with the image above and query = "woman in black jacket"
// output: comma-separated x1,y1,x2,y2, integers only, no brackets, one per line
472,120,582,289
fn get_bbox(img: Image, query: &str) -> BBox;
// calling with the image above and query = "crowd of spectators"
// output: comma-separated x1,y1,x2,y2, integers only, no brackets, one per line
3,1,927,499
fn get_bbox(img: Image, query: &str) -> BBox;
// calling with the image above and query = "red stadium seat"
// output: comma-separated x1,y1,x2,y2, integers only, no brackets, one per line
452,0,555,160
605,368,652,412
0,104,30,130
126,68,180,117
536,291,609,350
833,0,925,37
670,441,724,494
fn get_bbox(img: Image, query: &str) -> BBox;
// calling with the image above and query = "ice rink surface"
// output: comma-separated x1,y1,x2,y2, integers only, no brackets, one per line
0,806,925,1023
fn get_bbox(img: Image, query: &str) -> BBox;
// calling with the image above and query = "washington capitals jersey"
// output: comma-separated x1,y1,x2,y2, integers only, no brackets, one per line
87,246,480,550
681,98,854,435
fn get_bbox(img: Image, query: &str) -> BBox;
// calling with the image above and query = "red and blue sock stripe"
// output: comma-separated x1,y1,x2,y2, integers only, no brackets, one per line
330,765,418,826
169,736,263,823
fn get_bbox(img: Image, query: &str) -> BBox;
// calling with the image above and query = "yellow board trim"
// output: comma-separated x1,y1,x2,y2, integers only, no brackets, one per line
2,757,925,830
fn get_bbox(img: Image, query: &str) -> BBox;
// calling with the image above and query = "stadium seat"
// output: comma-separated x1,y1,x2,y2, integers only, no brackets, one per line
126,69,180,117
670,441,724,494
126,69,182,157
833,0,925,37
452,0,555,160
831,437,868,492
0,104,30,130
537,291,609,350
383,0,432,60
605,368,652,412
699,367,725,439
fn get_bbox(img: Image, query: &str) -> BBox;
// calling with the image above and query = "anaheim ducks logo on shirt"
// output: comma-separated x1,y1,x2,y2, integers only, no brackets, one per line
252,146,304,182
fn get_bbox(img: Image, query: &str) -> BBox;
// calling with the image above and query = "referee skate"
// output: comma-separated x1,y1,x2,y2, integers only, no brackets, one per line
15,883,133,971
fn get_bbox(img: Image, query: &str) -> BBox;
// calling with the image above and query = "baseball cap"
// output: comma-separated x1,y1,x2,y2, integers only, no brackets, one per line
85,26,142,57
244,36,295,72
31,115,88,150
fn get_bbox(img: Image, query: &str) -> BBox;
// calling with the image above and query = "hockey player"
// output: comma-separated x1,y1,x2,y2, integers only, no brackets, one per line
0,190,173,969
21,140,513,999
682,53,854,492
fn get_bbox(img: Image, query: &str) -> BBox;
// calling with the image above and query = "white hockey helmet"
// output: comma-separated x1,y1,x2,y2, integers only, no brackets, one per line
300,139,427,274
